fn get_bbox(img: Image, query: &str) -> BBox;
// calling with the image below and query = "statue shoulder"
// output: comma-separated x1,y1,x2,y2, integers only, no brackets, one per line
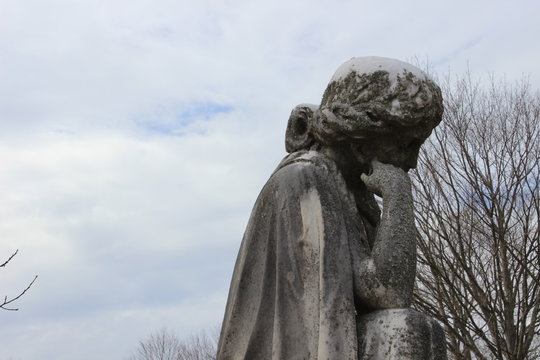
267,150,344,197
273,150,339,178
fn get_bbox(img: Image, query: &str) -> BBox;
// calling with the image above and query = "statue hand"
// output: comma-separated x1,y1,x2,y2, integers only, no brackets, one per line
360,159,411,197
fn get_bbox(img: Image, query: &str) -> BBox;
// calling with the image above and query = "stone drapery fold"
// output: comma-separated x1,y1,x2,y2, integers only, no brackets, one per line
217,150,371,360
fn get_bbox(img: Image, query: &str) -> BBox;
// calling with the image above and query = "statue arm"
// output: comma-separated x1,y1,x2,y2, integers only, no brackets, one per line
352,160,416,310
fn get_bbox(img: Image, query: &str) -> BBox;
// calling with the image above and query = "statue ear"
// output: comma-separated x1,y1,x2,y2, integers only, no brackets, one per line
285,104,317,153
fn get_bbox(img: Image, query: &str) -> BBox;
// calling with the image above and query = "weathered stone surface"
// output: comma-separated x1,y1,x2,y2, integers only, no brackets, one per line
217,57,447,359
314,56,443,145
357,309,447,359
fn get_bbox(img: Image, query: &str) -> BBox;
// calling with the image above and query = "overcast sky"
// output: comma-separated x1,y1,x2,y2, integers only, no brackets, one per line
1,1,539,359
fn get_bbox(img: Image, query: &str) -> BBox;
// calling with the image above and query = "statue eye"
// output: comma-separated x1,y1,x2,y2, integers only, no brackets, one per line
365,111,377,123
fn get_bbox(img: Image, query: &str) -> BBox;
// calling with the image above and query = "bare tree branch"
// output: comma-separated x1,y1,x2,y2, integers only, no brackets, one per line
1,250,38,311
0,249,18,268
412,73,540,360
1,275,38,311
128,328,218,360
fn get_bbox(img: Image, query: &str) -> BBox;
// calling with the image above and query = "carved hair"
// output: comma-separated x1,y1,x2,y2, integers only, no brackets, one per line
285,57,443,153
285,104,318,153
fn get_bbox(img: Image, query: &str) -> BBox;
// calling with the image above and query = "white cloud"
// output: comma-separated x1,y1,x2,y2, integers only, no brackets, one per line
0,0,539,359
0,130,244,359
1,293,225,359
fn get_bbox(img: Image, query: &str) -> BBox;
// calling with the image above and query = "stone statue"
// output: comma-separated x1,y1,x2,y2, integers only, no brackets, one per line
217,57,448,359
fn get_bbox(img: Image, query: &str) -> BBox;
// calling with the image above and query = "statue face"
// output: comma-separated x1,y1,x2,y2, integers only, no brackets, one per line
351,135,422,172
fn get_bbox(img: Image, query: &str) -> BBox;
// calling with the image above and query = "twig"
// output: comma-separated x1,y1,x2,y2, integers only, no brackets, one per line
1,275,38,311
0,249,18,268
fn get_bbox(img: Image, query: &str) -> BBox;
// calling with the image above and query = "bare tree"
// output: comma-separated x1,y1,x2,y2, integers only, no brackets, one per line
129,328,218,360
1,249,38,311
412,73,540,359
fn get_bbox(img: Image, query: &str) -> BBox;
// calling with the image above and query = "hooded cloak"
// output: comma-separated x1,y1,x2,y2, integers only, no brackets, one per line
217,150,375,360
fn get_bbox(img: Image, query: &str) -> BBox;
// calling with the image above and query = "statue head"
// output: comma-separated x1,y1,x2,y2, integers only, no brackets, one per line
285,56,443,170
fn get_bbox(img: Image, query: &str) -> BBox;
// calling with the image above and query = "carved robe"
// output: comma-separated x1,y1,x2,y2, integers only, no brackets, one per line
217,150,377,360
